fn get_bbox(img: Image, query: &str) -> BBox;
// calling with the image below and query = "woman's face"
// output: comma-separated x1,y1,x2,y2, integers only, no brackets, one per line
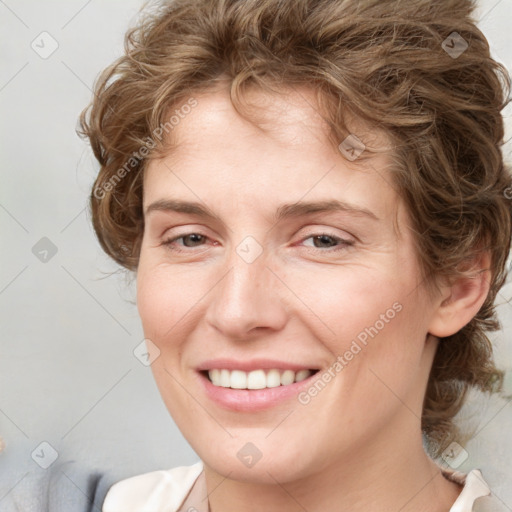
137,86,440,483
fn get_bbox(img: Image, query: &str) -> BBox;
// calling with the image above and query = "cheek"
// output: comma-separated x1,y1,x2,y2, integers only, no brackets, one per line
285,263,427,391
136,267,171,340
136,262,209,419
136,261,208,341
283,263,402,343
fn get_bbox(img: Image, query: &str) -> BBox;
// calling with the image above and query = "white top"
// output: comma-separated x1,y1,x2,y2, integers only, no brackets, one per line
102,462,499,512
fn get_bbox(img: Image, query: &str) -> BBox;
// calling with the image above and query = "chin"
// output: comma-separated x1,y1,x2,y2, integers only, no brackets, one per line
203,457,305,485
198,435,320,484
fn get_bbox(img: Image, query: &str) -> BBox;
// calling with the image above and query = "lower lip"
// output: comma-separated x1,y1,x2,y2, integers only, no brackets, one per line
198,371,318,412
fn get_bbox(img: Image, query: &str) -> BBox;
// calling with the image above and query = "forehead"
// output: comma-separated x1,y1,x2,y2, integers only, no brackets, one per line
168,84,391,156
143,86,401,225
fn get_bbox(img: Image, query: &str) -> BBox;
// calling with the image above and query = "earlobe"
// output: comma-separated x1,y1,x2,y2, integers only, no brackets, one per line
428,253,491,338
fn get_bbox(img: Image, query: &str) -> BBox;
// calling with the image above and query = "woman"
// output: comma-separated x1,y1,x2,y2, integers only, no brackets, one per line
80,0,511,510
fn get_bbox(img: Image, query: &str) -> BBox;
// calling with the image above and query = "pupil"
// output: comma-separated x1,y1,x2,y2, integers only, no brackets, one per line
184,234,203,246
315,235,335,248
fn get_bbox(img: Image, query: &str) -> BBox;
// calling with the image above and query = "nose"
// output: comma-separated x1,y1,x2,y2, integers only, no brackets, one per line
204,253,288,340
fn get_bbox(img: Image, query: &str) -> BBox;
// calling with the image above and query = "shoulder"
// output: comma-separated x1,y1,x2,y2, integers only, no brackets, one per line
102,461,204,512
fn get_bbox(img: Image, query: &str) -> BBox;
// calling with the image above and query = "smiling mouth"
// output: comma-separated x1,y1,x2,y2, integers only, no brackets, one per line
202,368,320,390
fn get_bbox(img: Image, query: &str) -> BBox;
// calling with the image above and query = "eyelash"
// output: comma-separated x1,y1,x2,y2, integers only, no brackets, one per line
161,232,354,253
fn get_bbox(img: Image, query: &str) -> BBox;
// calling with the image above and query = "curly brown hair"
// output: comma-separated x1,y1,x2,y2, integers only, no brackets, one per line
79,0,512,455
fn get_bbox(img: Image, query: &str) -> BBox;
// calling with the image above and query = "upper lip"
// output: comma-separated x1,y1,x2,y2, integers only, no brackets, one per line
196,359,319,372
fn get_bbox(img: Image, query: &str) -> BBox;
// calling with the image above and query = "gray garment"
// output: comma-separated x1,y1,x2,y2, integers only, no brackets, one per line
1,461,117,512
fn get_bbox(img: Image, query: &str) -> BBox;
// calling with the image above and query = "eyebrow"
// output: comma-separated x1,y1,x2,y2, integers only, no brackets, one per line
145,198,379,222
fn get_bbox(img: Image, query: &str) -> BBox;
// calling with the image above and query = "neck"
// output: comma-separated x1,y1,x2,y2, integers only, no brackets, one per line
204,422,461,512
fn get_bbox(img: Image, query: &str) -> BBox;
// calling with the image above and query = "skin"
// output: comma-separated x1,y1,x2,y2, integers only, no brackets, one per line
136,84,490,512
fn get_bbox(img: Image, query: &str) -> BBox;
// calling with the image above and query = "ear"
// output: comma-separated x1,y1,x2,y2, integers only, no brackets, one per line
428,252,491,338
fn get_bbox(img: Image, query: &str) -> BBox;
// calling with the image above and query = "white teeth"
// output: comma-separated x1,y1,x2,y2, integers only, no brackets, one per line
295,369,311,382
206,368,314,389
247,370,267,389
280,370,295,386
266,369,281,388
230,370,247,389
209,369,221,386
219,369,231,387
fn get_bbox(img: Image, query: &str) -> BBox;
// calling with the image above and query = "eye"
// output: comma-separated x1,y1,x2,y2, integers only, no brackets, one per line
300,233,354,251
160,231,353,254
162,232,211,251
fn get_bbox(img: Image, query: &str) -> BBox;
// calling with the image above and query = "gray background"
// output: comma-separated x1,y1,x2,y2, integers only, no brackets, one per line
1,0,511,510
